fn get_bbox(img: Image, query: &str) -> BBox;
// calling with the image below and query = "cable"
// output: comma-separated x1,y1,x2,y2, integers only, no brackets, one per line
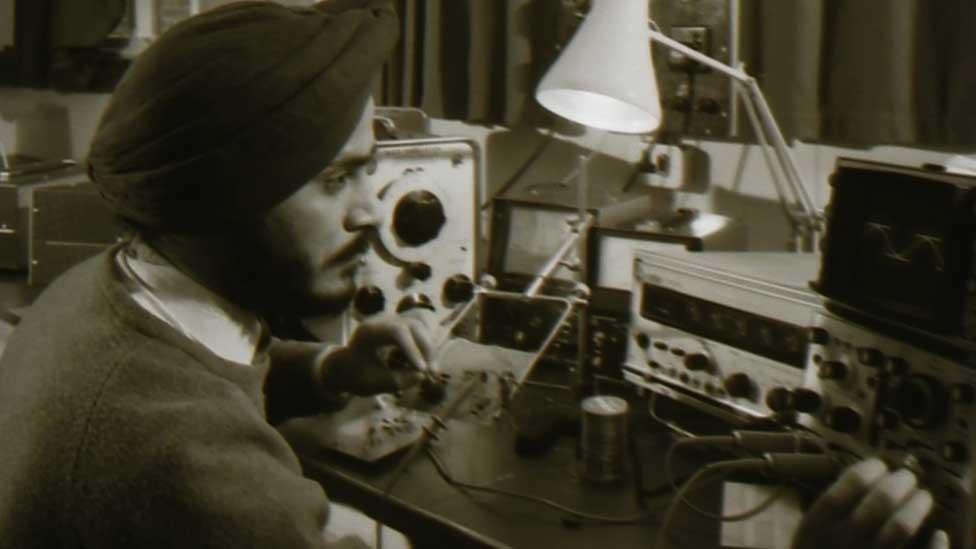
663,432,827,520
374,375,483,548
653,458,767,549
425,446,661,525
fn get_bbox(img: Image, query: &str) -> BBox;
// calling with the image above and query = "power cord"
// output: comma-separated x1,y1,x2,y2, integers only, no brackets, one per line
425,446,663,526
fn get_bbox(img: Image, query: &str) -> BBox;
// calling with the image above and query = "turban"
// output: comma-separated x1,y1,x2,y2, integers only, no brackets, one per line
87,0,398,232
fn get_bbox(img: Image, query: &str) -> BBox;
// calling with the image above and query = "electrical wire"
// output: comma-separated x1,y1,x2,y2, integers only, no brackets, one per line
425,446,661,525
374,375,483,549
663,433,824,521
653,458,768,549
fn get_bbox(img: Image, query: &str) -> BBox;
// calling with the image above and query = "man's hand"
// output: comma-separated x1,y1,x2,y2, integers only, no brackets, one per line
317,311,435,396
792,457,949,549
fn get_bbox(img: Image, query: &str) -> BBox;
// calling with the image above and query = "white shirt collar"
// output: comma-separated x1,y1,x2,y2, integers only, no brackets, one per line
116,241,264,365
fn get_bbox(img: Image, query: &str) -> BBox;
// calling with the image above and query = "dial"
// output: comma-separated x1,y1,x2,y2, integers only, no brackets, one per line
443,273,475,303
683,353,713,373
353,285,385,315
889,374,948,429
827,406,862,434
392,190,446,246
818,361,848,381
723,373,758,401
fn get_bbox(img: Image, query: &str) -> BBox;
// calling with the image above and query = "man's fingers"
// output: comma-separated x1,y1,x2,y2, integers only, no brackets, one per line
804,458,889,525
849,468,918,542
875,488,933,548
350,313,435,372
928,529,950,549
390,321,428,372
407,320,435,368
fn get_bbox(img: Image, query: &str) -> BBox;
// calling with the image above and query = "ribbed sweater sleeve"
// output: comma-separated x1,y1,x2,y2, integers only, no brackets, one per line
70,347,334,548
0,246,347,548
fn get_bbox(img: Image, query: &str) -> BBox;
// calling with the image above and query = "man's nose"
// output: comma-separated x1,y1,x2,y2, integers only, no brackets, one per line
344,200,380,232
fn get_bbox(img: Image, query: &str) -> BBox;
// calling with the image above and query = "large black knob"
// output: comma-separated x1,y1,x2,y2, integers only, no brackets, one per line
392,190,446,246
724,373,758,401
397,293,435,313
443,274,475,303
827,406,862,434
353,285,385,315
889,374,948,429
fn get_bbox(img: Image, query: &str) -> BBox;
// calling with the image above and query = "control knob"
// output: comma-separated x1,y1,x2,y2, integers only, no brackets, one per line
886,357,910,376
952,384,976,405
808,327,830,345
942,442,968,463
763,387,822,414
353,285,385,315
827,406,862,434
818,361,848,381
765,387,792,413
397,293,435,314
857,347,885,368
443,274,475,303
723,373,758,401
683,353,713,373
791,388,823,414
405,262,432,281
889,374,948,429
392,190,446,246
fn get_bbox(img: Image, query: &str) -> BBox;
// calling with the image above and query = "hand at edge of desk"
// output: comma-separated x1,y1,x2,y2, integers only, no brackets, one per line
792,458,949,549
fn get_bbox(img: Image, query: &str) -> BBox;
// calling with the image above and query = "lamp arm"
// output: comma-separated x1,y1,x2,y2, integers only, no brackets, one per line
648,27,822,247
743,77,819,221
648,28,751,82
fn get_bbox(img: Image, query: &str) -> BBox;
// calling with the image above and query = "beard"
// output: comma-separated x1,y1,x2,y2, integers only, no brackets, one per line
218,229,358,320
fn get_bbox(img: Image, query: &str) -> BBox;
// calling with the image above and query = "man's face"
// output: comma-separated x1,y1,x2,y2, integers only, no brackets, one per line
239,98,379,317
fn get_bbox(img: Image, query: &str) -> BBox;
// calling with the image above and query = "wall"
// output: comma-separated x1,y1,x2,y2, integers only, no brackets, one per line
467,123,975,251
1,88,972,252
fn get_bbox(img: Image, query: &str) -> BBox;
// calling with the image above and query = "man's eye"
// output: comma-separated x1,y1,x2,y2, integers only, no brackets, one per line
321,174,348,194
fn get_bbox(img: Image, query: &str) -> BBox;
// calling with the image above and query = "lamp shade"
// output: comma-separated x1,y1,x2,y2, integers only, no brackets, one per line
535,0,661,134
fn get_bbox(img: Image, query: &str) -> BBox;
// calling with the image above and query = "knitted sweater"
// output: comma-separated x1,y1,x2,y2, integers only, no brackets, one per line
0,246,337,548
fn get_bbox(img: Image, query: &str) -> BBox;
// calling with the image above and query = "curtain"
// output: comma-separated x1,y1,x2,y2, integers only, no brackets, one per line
758,0,976,149
376,0,580,128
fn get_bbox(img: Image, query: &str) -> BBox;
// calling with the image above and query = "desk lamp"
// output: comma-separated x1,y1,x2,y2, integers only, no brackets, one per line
534,0,822,252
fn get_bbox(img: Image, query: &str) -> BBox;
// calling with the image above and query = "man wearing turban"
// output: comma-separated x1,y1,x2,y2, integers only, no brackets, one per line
0,1,950,549
0,1,425,547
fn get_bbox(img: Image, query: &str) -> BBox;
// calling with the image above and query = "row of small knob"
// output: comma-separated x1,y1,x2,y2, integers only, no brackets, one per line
353,274,475,315
637,331,790,404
